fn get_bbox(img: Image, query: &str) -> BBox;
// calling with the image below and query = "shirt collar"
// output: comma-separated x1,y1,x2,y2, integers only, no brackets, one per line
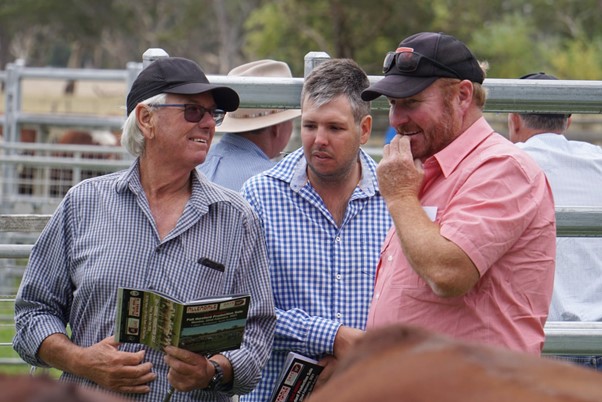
115,158,236,212
219,133,271,159
270,148,379,196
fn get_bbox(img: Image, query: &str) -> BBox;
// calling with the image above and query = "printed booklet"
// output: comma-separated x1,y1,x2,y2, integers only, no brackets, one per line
269,352,324,402
115,287,250,354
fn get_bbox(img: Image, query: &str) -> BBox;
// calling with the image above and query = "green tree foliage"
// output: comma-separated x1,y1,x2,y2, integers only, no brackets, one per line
468,13,548,78
245,0,436,75
0,0,601,80
550,37,602,80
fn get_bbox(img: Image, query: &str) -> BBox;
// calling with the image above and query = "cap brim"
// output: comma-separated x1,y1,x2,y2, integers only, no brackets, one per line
165,83,240,112
361,75,438,101
217,109,301,133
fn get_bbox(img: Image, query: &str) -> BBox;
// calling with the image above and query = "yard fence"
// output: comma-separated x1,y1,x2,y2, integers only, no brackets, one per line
1,49,602,367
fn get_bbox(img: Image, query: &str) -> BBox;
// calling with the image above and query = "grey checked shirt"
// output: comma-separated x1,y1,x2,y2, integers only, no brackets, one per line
14,160,276,402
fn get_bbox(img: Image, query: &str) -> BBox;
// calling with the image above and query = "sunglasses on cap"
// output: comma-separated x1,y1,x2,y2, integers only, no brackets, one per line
149,103,226,126
382,47,461,79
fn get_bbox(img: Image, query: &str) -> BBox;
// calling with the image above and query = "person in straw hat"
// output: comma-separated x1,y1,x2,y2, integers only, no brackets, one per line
198,59,301,190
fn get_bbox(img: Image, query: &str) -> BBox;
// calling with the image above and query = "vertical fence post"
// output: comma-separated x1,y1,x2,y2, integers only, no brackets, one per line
123,49,170,117
304,52,331,78
142,48,169,69
1,59,25,214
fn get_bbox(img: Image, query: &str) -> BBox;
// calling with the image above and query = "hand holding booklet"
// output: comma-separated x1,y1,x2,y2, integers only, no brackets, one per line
114,287,251,354
269,352,324,402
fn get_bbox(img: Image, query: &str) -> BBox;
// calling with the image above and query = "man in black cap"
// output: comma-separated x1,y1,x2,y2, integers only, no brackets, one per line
14,57,276,401
362,32,556,355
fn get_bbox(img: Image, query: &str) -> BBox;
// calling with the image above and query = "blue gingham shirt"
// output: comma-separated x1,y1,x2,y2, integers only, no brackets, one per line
240,148,392,402
198,133,276,191
13,160,276,402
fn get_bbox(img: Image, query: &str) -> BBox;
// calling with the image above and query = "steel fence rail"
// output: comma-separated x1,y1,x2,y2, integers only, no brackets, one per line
1,49,602,368
544,322,602,355
1,209,601,359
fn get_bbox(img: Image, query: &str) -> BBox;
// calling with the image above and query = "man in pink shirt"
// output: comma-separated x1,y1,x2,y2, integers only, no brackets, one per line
361,32,556,354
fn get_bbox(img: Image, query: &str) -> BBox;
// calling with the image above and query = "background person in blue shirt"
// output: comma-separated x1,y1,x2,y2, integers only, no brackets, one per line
508,72,602,371
198,59,301,191
384,125,397,144
240,58,392,401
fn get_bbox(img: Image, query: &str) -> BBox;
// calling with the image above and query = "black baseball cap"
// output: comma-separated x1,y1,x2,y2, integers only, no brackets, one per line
362,32,484,101
126,57,239,115
519,72,558,80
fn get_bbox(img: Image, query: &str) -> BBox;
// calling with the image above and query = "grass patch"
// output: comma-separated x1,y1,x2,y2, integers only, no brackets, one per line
0,299,60,377
0,299,31,374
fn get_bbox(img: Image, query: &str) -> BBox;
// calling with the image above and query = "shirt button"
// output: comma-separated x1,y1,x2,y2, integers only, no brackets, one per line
335,274,342,280
335,236,341,243
336,313,342,319
387,255,393,262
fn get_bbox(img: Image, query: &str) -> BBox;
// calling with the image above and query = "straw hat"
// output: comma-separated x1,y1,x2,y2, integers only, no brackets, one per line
218,60,301,133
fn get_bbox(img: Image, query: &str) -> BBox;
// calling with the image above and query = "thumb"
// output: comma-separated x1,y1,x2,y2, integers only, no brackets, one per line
105,335,145,358
414,158,424,173
103,335,121,348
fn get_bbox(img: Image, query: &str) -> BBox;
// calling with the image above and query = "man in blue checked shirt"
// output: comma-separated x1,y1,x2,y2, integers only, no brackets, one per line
240,58,392,401
13,57,276,402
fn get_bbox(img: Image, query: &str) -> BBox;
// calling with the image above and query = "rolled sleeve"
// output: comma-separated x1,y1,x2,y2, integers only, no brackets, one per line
13,200,73,367
273,307,341,357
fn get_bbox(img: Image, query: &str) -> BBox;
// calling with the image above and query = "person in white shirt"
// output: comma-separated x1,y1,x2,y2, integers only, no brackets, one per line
508,71,602,370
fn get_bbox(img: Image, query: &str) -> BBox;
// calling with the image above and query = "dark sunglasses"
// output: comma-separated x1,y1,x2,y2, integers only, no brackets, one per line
149,103,226,126
382,47,461,79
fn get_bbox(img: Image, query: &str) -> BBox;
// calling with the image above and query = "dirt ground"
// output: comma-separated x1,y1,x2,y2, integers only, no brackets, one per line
2,78,126,117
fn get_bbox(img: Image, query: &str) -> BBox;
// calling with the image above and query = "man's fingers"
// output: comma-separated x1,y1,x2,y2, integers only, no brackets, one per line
163,346,203,365
102,335,121,347
115,384,152,394
382,143,390,158
414,158,424,172
396,135,412,155
104,362,156,393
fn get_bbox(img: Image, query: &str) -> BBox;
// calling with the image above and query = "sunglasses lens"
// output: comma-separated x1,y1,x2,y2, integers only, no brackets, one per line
382,52,395,73
383,50,461,79
383,51,420,74
395,52,419,73
183,105,225,125
213,110,225,126
183,105,203,122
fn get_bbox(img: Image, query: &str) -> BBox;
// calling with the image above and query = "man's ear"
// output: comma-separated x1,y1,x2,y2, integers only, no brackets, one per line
507,112,525,143
136,104,155,139
270,123,281,138
457,80,474,111
359,114,372,145
509,112,522,133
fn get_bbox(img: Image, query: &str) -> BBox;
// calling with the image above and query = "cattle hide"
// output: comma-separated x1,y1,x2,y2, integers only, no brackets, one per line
0,374,131,402
307,325,602,402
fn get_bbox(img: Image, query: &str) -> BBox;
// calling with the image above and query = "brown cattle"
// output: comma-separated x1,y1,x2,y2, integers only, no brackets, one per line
50,129,119,196
308,325,602,402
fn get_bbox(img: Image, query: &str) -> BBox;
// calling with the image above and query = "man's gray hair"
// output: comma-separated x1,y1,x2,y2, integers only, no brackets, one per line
519,112,570,133
121,93,166,156
301,59,371,124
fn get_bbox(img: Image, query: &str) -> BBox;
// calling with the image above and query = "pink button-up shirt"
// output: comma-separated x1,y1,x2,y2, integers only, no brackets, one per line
367,117,556,354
